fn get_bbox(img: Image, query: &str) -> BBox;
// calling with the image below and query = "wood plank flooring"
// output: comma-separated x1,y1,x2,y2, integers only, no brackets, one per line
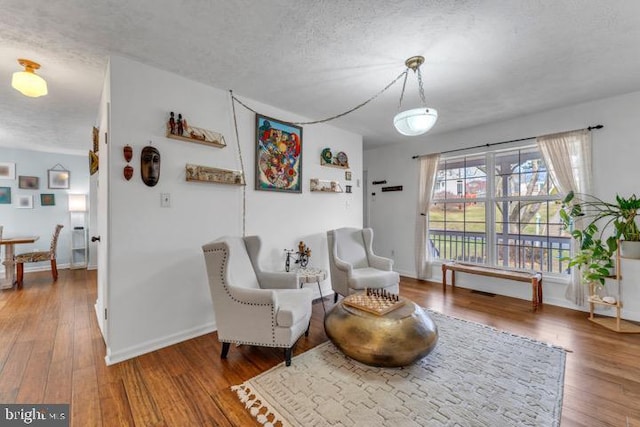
1,270,639,426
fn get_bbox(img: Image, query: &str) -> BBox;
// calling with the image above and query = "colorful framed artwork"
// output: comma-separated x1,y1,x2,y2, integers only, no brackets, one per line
0,187,11,204
48,169,70,189
16,195,33,209
19,175,39,189
0,162,15,180
255,114,303,193
40,193,55,206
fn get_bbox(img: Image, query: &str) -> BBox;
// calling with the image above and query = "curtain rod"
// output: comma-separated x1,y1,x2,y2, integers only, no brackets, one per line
411,124,603,159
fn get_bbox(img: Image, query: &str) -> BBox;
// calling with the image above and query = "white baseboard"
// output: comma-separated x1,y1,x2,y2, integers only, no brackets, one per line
104,321,217,366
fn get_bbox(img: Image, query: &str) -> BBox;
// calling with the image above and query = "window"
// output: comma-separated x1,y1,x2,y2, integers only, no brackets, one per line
428,146,571,274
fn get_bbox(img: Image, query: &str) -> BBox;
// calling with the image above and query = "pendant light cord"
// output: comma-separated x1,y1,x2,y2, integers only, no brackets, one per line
229,90,247,237
231,69,408,126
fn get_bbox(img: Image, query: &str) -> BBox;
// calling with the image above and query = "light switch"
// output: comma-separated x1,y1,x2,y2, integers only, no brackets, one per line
161,193,171,207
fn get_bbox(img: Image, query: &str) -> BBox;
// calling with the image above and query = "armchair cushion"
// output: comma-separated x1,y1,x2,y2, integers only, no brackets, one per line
350,267,400,290
275,289,313,327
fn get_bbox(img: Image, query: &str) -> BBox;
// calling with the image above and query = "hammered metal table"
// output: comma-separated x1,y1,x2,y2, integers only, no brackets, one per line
324,296,438,367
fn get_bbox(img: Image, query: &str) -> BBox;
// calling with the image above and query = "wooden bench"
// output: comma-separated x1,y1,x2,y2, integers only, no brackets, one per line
442,262,543,311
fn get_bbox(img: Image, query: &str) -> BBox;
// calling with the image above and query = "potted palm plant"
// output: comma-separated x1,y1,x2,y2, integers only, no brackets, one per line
560,191,640,287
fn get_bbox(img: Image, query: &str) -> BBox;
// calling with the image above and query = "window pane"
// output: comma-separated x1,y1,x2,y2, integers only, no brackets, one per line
429,147,569,273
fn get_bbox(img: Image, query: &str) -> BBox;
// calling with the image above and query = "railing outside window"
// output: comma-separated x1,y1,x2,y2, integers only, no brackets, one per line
429,229,571,273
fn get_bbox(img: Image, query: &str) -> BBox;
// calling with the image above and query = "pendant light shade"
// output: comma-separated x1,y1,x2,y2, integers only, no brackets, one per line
393,107,438,136
394,56,437,136
12,59,48,98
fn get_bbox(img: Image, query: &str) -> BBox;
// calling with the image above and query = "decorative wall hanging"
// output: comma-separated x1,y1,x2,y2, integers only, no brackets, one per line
0,162,16,179
15,195,33,208
40,193,55,206
123,145,133,162
166,111,226,148
47,164,70,189
123,144,133,181
124,165,134,181
310,178,343,193
255,114,302,193
18,176,39,190
92,126,99,152
185,164,245,186
0,187,11,204
141,145,160,187
321,148,349,168
345,171,352,181
346,185,352,193
89,151,99,175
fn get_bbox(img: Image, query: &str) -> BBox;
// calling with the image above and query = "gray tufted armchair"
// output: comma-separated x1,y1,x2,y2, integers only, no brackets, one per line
327,227,400,302
202,235,313,366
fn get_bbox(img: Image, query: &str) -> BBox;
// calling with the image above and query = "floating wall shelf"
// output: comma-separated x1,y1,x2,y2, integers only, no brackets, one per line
186,164,245,186
166,125,226,148
310,178,343,193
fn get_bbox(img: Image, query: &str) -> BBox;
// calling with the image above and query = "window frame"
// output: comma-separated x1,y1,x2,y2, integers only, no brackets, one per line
429,144,569,276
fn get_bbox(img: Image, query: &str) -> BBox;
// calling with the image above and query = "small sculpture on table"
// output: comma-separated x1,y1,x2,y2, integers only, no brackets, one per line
284,241,312,272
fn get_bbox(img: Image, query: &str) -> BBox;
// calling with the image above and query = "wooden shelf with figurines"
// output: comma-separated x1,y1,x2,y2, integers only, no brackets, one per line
166,111,226,148
185,164,245,186
310,178,343,193
320,147,349,168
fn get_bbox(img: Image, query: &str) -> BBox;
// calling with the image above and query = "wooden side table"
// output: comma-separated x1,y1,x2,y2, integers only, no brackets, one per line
294,267,327,313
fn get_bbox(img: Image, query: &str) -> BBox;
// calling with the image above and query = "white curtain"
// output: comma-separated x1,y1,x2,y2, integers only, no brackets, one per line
415,154,440,280
537,129,592,305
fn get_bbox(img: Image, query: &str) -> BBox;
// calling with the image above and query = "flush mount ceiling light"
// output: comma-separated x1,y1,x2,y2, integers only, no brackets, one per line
11,58,48,98
394,56,438,136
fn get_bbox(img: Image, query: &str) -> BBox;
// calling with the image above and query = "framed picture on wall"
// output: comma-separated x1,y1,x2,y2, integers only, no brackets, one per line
0,187,11,204
16,195,33,209
255,114,303,193
48,169,70,189
41,193,55,206
0,162,15,180
19,175,39,189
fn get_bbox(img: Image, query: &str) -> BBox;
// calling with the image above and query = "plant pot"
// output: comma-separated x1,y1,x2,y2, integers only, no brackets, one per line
620,240,640,259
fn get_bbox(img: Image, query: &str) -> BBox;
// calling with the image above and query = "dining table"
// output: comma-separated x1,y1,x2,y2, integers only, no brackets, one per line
0,235,40,289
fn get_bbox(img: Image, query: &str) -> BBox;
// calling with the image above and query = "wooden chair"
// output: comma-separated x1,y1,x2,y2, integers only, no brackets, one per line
16,224,63,289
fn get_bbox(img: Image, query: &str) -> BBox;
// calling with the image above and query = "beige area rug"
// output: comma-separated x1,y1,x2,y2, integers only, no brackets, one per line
232,309,565,427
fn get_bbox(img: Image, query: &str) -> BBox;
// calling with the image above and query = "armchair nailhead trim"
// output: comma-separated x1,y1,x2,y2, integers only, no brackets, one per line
204,245,278,344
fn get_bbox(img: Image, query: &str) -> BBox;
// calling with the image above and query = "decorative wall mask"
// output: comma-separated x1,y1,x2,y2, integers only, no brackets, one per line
123,145,133,162
140,146,161,187
123,165,134,181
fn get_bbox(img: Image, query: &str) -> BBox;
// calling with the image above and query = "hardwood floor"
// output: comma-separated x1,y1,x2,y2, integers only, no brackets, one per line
1,270,639,426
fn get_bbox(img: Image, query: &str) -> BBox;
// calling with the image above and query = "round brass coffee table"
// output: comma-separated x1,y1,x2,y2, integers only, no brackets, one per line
324,296,438,367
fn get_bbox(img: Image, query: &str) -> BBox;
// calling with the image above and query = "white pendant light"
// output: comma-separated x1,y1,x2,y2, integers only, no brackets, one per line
394,107,438,136
394,56,437,136
12,59,48,98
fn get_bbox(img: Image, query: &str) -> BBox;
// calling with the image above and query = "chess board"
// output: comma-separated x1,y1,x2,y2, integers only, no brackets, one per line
343,291,405,316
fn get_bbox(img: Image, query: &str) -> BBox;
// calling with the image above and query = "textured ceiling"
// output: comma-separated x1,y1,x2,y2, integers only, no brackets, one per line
1,0,640,155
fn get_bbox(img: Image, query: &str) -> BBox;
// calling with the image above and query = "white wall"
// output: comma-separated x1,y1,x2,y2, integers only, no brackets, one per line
0,148,89,272
364,90,640,321
105,56,362,363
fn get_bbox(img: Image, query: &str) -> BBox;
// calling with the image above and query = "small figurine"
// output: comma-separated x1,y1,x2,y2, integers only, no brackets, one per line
169,112,176,134
177,113,184,136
